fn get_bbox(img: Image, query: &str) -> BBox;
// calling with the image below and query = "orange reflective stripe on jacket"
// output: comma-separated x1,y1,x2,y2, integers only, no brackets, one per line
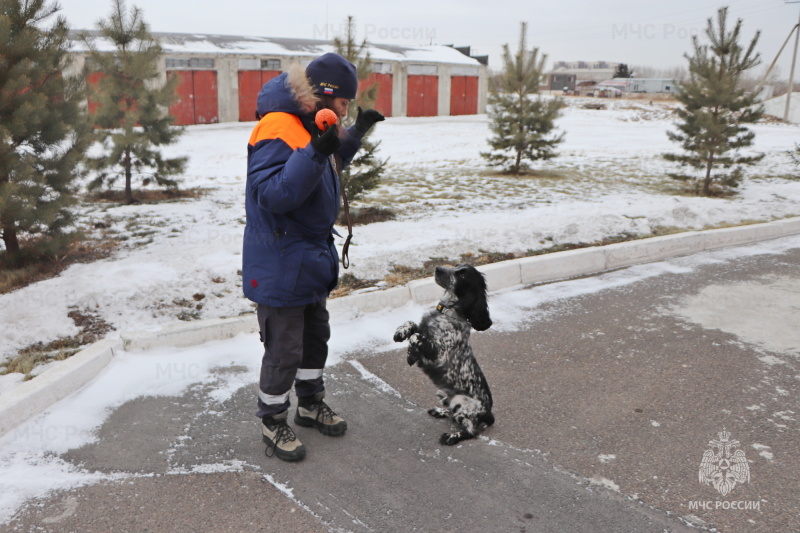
248,112,311,150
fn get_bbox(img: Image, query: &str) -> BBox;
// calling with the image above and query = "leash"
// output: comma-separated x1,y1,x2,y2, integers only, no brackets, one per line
333,153,353,269
340,190,353,269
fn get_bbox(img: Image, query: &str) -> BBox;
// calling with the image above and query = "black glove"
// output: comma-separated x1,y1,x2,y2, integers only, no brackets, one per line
311,123,341,157
355,107,385,135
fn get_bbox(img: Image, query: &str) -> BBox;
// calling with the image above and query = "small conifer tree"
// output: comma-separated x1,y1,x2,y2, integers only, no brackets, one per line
0,0,90,260
481,22,564,174
333,16,387,201
83,0,186,204
663,7,764,196
614,63,632,78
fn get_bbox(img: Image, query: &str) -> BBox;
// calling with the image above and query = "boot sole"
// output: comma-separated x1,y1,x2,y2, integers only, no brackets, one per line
262,435,306,461
294,414,347,436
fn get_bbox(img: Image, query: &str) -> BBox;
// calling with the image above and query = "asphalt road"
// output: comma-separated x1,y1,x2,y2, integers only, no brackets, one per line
6,238,799,532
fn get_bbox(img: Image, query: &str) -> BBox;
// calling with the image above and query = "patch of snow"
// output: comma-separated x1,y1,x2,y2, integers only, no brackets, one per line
589,476,620,492
348,360,402,398
0,373,24,396
758,355,786,366
169,460,250,474
751,443,774,461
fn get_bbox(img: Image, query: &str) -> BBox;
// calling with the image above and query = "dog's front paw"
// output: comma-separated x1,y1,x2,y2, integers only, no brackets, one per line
393,321,417,342
439,432,463,446
428,407,449,419
406,333,423,365
408,332,421,348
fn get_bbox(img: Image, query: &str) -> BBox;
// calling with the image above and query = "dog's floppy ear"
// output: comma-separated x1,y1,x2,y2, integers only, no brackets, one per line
457,265,492,331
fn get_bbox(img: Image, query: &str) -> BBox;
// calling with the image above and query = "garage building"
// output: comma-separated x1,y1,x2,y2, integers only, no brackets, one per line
70,32,488,125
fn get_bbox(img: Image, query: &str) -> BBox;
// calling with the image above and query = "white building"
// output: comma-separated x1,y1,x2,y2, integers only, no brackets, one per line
762,92,800,123
69,32,488,125
595,78,677,94
551,61,620,83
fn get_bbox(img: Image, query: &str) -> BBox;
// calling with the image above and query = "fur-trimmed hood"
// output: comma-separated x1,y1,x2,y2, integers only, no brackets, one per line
256,63,319,118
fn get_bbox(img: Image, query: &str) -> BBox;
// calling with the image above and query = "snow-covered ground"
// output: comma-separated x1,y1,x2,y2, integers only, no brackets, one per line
1,96,800,524
1,97,799,391
2,233,800,524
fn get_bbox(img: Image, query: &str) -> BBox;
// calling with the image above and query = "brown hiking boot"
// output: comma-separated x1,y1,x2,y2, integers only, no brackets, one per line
295,392,347,436
262,411,306,461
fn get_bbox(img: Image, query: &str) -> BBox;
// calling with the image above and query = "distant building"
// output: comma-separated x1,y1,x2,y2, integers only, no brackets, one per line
68,32,489,125
595,78,676,94
762,92,800,123
551,60,620,83
549,73,576,92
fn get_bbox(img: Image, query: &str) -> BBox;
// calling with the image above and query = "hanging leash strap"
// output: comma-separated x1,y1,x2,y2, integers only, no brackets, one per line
333,153,353,269
340,186,354,269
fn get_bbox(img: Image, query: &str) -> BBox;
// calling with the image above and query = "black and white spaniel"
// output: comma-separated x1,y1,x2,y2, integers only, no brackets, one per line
393,264,494,445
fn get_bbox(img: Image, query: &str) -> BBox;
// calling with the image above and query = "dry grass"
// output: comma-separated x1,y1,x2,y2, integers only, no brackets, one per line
2,347,79,381
480,168,571,180
622,93,678,103
86,187,207,204
338,206,397,226
1,308,115,381
329,273,382,298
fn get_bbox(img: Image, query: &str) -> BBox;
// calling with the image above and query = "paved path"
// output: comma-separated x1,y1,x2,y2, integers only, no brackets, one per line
7,239,800,532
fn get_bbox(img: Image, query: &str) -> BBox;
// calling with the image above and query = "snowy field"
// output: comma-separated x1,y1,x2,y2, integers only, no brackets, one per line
1,97,799,392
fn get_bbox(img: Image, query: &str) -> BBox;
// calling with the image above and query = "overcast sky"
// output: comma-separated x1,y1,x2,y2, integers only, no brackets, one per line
59,0,796,77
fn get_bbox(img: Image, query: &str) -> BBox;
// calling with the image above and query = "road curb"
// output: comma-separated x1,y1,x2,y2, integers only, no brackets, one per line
0,339,121,439
1,217,799,439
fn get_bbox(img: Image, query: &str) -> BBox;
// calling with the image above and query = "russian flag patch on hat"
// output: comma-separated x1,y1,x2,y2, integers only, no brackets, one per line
323,87,334,95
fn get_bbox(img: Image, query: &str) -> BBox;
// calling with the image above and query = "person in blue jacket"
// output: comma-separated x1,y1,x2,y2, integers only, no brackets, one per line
244,53,384,461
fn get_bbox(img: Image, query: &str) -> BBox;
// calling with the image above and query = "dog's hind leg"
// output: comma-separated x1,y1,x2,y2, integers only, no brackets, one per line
440,424,477,446
439,395,481,446
428,391,450,418
428,407,449,418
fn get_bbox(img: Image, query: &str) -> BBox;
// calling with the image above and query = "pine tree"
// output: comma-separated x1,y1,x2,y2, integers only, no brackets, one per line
333,16,387,201
0,0,90,260
614,63,632,78
663,7,764,196
82,0,186,204
481,22,564,175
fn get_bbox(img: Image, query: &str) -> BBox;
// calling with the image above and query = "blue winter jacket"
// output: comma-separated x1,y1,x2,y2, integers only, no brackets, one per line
243,66,363,307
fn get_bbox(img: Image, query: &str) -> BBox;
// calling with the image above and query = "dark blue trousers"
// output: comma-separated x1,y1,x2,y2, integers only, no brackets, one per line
255,299,329,418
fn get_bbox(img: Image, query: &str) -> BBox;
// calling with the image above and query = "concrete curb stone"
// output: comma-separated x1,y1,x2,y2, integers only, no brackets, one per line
0,339,121,438
2,217,800,439
519,247,608,285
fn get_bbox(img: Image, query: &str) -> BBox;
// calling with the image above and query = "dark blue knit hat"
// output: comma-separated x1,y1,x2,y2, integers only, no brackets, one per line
306,53,358,99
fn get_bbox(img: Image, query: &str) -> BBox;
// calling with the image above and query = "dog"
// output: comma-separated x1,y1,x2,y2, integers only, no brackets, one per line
393,264,494,445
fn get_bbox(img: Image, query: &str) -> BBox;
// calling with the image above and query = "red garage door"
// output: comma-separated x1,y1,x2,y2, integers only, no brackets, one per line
450,76,479,115
359,73,392,118
407,75,438,117
192,70,218,124
168,70,219,126
168,71,194,126
238,70,282,122
86,71,105,116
